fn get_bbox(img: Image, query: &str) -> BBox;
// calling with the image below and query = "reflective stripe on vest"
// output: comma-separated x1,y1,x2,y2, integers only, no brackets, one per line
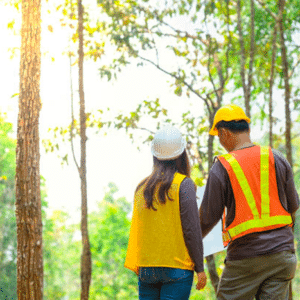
221,146,292,245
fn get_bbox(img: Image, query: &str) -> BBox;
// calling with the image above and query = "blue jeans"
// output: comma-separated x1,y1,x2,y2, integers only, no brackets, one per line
138,267,194,300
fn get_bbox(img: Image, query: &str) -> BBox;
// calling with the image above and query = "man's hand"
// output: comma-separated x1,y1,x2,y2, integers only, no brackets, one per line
196,271,207,290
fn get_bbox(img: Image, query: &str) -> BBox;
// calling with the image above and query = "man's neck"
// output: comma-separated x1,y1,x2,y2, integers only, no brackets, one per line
232,142,254,151
231,133,253,152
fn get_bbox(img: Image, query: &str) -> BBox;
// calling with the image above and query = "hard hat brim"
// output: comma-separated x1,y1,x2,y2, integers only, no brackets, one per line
209,127,219,136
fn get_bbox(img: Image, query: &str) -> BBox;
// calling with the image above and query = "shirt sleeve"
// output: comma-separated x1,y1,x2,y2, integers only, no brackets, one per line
199,161,227,238
273,149,300,213
179,177,204,273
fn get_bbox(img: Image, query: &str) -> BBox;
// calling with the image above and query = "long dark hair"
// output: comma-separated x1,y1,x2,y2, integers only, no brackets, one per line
136,149,191,211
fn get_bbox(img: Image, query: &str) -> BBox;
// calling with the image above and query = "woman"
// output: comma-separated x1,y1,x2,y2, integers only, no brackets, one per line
125,125,207,299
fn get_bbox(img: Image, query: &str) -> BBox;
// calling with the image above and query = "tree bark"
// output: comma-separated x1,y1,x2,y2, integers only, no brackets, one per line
237,0,255,118
269,23,277,148
15,0,43,299
203,109,220,293
206,254,219,293
78,1,92,299
236,0,248,116
247,0,255,117
278,0,292,168
207,111,216,171
278,3,293,298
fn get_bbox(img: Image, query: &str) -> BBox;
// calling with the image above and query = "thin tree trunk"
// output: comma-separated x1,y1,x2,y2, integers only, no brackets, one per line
207,132,215,170
15,0,43,299
278,2,293,299
247,0,255,118
206,255,219,293
236,0,248,116
237,0,254,118
269,23,277,148
278,0,292,169
78,1,92,299
204,110,219,293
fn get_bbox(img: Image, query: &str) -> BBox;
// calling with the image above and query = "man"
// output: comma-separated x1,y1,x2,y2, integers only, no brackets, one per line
200,104,299,300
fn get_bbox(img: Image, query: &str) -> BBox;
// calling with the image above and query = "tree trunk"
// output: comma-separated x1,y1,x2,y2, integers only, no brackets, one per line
78,1,92,299
237,0,255,118
236,0,248,117
246,0,255,118
278,3,293,299
204,110,220,294
15,0,43,299
206,255,219,293
269,23,277,148
278,0,292,169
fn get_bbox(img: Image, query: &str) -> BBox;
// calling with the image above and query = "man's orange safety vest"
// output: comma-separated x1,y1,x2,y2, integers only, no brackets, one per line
218,145,292,247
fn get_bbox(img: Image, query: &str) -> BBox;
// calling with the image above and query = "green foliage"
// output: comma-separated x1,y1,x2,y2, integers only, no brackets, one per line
0,113,55,300
44,1,300,296
42,182,138,299
87,0,231,123
190,251,226,299
89,183,138,299
191,164,205,187
43,210,80,299
0,113,17,299
52,0,300,155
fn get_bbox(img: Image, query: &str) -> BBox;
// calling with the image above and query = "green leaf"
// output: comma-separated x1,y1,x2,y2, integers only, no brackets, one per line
11,93,19,98
174,86,182,96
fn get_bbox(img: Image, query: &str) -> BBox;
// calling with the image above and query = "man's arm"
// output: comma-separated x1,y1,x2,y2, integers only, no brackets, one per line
199,162,227,238
273,149,299,214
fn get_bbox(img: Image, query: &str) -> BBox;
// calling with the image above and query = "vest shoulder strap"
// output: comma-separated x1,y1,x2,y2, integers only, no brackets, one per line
173,172,186,185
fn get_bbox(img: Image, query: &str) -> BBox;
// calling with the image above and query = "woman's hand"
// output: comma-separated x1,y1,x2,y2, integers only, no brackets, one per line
196,271,207,290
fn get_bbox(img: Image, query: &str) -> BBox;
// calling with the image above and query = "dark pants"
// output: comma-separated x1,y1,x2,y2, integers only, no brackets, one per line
138,267,194,300
217,250,297,300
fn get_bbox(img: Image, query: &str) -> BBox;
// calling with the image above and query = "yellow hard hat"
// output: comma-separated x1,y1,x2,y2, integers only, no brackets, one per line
209,104,251,136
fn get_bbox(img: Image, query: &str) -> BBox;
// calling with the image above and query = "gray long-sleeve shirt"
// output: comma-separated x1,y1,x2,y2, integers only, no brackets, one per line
199,146,299,261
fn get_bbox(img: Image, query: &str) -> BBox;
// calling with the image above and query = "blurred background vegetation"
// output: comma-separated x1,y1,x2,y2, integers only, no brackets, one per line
0,113,300,299
2,0,300,298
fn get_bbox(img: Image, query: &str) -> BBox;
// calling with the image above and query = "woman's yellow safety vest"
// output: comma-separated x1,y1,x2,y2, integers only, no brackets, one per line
218,145,293,247
124,172,195,275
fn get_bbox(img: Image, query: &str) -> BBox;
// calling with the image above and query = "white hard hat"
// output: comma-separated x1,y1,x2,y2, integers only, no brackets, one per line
151,125,186,160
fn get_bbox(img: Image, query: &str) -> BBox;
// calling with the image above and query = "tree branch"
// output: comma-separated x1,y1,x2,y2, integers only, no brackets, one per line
69,50,81,175
136,127,155,135
137,54,212,112
289,55,300,79
255,0,277,20
160,21,209,46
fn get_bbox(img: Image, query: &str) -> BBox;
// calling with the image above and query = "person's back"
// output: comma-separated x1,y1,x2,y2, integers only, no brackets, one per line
200,104,299,300
131,172,194,270
125,125,207,300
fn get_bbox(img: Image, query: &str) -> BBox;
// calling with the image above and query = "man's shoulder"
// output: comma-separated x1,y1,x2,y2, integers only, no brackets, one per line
209,157,228,179
271,148,292,168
